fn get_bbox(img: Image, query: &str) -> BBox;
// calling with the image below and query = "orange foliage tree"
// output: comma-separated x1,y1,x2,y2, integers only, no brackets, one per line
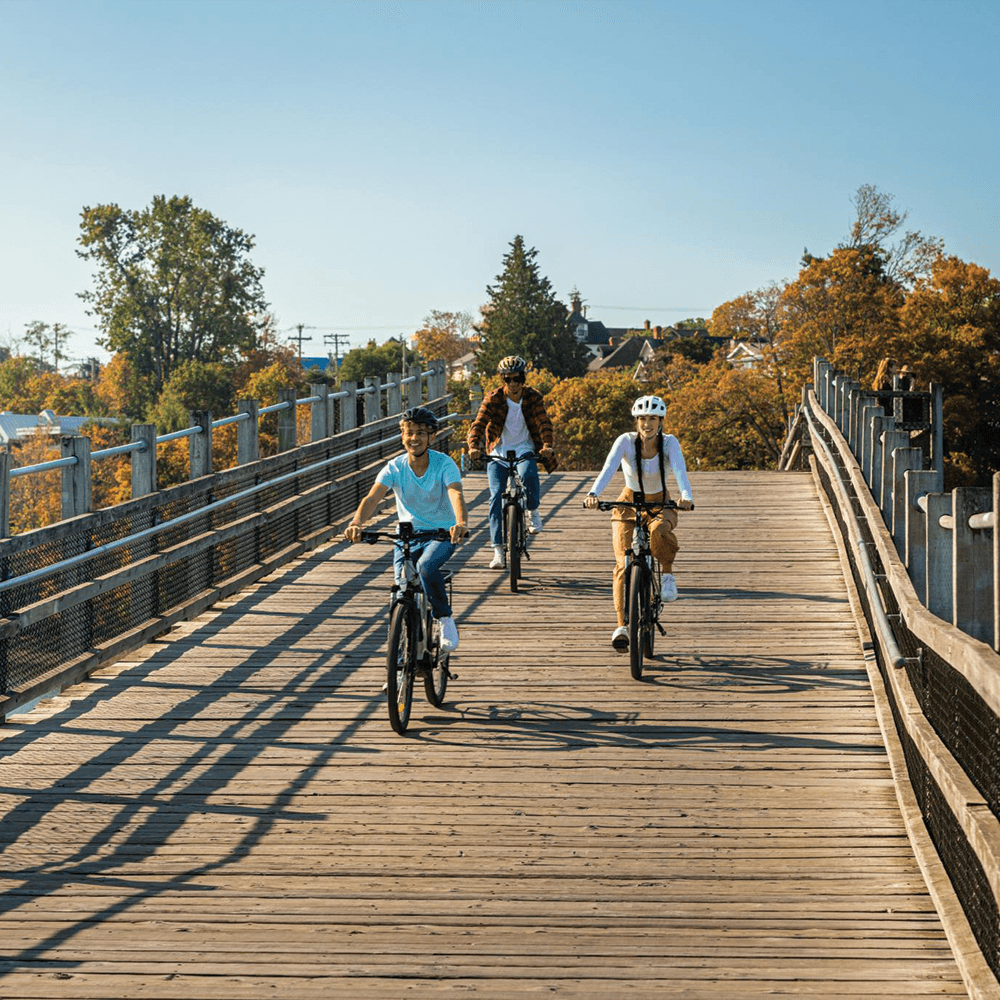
896,255,1000,486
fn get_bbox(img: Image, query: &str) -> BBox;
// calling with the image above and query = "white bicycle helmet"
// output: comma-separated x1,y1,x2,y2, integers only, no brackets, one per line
631,395,666,418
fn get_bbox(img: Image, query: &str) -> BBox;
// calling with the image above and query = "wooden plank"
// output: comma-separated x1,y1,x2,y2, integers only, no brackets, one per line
0,471,970,997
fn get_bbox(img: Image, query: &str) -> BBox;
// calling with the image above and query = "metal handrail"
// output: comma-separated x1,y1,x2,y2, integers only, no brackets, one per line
916,493,994,531
803,406,906,669
7,366,444,479
0,431,404,594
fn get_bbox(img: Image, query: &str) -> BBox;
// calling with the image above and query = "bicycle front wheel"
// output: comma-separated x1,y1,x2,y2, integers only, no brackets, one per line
628,564,647,680
425,646,450,707
507,501,522,592
386,602,415,734
645,565,659,658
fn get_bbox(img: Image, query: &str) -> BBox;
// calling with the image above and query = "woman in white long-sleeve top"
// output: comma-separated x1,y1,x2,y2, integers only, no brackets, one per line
583,395,694,652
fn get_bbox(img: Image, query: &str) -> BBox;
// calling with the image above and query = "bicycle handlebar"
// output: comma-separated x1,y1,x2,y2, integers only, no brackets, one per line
485,451,539,464
361,526,451,545
585,497,693,512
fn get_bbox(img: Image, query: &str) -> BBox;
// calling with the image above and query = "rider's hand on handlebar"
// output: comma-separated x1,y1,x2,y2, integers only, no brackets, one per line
468,447,481,461
583,494,600,509
677,499,694,511
539,445,554,459
450,523,468,544
345,523,364,543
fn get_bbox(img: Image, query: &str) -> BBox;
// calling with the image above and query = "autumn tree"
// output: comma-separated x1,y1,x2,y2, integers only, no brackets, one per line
414,309,474,365
475,236,589,378
147,360,236,433
77,195,268,396
897,255,1000,486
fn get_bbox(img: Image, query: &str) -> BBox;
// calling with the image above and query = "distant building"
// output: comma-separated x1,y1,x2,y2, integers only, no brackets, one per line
725,341,765,369
586,336,659,376
0,410,117,446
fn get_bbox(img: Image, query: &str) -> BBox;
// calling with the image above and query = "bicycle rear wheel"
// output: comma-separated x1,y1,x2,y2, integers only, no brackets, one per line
386,603,415,734
507,501,522,592
628,564,647,680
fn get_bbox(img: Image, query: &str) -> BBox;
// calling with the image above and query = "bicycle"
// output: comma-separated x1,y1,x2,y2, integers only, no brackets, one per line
486,450,538,593
588,492,690,680
361,523,456,734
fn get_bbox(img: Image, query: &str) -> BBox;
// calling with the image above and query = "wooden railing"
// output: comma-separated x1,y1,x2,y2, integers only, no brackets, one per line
781,359,1000,994
0,363,452,718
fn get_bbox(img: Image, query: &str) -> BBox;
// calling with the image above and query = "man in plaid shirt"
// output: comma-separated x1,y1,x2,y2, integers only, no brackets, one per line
467,355,557,569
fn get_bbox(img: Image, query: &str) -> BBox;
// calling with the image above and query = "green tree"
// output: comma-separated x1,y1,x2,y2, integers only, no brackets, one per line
338,338,414,384
475,236,589,378
147,360,236,433
77,195,268,396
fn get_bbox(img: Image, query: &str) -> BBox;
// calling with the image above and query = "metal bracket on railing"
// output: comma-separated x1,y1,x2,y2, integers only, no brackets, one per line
896,646,923,670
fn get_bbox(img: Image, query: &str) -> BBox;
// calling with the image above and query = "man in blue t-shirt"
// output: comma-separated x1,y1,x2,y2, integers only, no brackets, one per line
346,407,468,651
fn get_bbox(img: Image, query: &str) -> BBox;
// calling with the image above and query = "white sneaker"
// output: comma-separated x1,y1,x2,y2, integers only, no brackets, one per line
488,545,505,569
661,574,678,603
438,617,459,653
527,509,542,534
611,625,629,652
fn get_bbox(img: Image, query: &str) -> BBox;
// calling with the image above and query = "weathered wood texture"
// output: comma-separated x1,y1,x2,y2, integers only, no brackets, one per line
0,471,967,998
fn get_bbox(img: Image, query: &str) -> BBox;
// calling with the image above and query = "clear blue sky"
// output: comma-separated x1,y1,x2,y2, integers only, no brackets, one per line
2,0,997,365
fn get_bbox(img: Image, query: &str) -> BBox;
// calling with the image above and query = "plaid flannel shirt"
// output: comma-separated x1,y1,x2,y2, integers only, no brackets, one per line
467,386,558,472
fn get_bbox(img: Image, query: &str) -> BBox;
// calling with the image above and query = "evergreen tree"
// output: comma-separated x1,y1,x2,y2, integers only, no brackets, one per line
475,236,589,378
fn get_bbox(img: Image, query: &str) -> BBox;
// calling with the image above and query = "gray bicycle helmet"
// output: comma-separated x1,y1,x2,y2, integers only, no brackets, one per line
399,406,439,431
631,395,666,418
497,355,527,375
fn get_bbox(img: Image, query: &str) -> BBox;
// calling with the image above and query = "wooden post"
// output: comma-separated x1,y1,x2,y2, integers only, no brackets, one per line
931,383,944,478
869,415,891,499
60,435,91,519
925,492,953,623
363,377,381,424
339,381,358,431
859,403,881,485
189,410,213,479
952,487,993,644
237,400,259,465
309,383,328,443
130,424,157,499
434,360,447,399
326,390,337,436
0,450,9,538
880,430,909,525
278,389,297,452
890,446,922,557
405,365,422,408
385,371,401,417
904,467,939,605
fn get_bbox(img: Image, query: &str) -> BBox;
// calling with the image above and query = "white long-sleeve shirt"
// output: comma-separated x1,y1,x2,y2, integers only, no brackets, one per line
589,432,693,502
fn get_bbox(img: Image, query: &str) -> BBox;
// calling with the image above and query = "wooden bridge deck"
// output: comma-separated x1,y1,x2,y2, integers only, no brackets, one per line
0,470,968,999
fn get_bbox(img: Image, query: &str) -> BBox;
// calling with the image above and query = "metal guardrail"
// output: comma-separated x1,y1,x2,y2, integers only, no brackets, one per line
0,365,448,537
781,363,1000,995
0,362,453,718
782,358,998,651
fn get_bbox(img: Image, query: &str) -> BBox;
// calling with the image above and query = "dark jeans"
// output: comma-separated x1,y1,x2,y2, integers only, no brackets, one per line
393,537,455,619
487,456,539,546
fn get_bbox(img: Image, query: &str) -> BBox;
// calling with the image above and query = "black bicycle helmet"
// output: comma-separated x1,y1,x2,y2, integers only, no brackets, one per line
497,355,527,375
399,406,439,431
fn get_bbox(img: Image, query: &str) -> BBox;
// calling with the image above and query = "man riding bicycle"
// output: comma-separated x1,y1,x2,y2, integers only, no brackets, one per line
346,407,468,652
584,395,694,652
467,355,557,569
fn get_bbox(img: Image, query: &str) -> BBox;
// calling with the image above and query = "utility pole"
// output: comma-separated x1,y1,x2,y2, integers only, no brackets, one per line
323,332,351,372
291,323,314,358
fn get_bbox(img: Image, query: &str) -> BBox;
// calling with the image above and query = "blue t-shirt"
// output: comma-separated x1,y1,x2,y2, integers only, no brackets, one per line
376,450,462,530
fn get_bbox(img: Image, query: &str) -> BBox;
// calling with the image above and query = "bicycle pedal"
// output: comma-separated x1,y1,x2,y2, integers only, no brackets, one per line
656,621,666,636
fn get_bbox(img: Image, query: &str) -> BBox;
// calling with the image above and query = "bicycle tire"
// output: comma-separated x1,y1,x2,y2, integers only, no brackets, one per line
386,602,415,734
628,563,646,680
507,501,522,592
425,647,450,707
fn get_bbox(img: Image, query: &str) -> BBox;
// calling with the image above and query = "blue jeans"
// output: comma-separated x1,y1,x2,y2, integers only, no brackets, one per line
487,456,540,546
393,538,455,619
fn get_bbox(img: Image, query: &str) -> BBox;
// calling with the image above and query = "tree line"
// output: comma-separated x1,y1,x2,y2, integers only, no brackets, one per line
3,185,996,534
